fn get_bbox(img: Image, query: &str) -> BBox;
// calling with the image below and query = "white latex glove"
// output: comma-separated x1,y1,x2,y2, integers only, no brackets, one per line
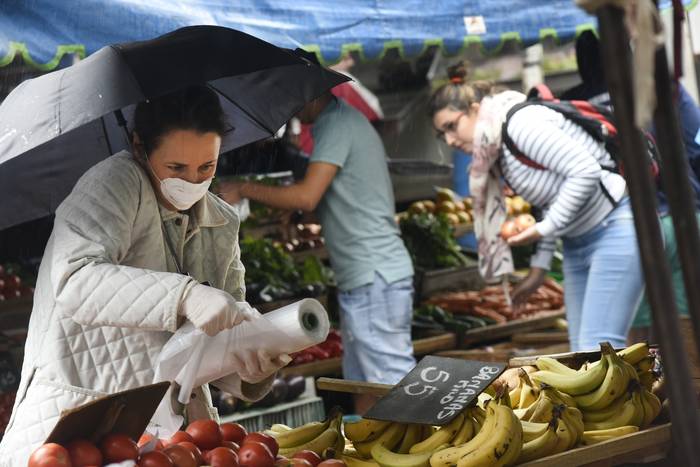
232,349,292,384
179,283,257,336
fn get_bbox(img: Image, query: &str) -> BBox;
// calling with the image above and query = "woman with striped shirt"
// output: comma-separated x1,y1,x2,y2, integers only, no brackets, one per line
429,64,644,351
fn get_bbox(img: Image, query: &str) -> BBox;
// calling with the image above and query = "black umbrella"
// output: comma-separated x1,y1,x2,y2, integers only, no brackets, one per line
0,25,348,230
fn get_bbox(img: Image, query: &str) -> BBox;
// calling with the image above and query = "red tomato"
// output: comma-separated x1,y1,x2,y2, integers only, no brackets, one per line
318,460,346,467
139,433,166,451
292,450,322,467
177,441,204,464
66,439,102,466
165,431,194,447
100,433,139,462
222,440,240,452
206,446,239,467
163,444,198,467
28,443,71,467
242,432,278,457
220,422,248,444
186,419,223,450
140,450,175,467
238,442,274,467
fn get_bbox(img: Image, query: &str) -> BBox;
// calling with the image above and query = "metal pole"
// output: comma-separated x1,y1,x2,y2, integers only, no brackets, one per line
597,6,700,463
652,43,700,357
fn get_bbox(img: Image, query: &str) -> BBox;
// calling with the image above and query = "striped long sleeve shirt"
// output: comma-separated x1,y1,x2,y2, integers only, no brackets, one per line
499,104,628,269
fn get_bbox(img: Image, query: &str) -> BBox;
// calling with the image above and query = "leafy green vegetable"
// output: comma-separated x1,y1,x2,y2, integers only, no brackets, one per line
399,213,472,269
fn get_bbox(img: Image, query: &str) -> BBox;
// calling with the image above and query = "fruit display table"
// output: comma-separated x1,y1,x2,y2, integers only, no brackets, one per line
220,396,326,433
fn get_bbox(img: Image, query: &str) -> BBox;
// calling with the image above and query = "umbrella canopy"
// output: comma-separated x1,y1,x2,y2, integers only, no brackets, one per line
0,25,348,230
0,0,693,68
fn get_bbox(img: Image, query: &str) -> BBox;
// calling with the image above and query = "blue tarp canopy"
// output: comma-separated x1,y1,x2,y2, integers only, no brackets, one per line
0,0,694,69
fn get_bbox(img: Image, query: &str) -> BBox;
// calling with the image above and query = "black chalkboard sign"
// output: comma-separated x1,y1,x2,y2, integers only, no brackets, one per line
365,356,506,425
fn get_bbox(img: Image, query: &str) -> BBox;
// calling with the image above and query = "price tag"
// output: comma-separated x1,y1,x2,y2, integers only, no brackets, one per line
365,356,505,425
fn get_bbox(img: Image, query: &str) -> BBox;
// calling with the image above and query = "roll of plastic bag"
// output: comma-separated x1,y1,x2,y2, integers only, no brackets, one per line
150,298,329,434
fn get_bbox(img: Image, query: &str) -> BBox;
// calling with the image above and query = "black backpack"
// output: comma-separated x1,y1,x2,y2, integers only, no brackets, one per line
501,84,661,204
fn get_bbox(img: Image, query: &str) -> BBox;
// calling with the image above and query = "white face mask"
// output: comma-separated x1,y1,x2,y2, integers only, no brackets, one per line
144,152,212,211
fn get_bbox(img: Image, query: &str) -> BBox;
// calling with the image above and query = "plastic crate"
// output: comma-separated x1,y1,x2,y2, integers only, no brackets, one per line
219,396,325,432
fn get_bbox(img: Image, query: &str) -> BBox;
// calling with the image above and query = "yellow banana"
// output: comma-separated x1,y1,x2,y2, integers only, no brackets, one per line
551,410,574,453
635,356,655,372
517,419,560,463
429,406,497,467
539,385,577,410
451,416,475,446
517,369,539,410
574,350,629,411
530,352,609,395
582,394,627,423
618,342,650,366
345,419,392,443
583,396,637,431
559,406,584,447
535,357,579,376
508,385,522,409
629,387,645,428
270,424,292,433
274,418,332,449
343,454,382,467
409,414,465,454
355,423,407,459
638,370,655,391
371,443,432,467
471,407,485,431
456,403,522,467
279,420,341,457
520,419,549,443
640,389,661,428
397,424,424,454
582,426,639,445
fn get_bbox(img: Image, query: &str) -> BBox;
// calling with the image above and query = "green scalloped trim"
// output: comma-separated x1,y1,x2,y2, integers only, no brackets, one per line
0,41,85,70
3,0,694,72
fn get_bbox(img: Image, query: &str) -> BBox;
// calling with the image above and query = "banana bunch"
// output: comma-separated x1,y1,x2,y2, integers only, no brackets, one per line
515,385,583,450
581,426,639,445
272,407,345,457
531,342,661,432
345,406,487,467
431,394,522,467
582,382,661,431
516,408,564,464
508,368,539,410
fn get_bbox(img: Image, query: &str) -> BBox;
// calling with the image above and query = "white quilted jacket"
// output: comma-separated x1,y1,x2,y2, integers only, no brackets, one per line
0,152,270,465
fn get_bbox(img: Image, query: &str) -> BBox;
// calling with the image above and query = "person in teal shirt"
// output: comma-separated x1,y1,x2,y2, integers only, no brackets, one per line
220,88,415,413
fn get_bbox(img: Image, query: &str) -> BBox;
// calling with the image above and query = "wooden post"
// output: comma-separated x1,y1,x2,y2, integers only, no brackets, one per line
596,5,700,464
652,42,700,358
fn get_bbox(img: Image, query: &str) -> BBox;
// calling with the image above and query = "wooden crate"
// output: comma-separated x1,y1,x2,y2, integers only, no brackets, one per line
413,265,482,300
519,423,671,466
281,333,457,378
460,310,566,347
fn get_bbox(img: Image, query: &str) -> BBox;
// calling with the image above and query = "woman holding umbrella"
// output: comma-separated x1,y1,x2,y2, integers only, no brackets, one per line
429,64,644,352
0,85,289,465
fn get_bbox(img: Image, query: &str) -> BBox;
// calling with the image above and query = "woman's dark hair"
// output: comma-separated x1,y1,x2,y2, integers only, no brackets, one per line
133,84,227,155
428,61,496,117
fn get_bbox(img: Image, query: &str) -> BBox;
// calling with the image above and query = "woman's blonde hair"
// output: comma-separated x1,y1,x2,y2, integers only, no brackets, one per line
428,61,497,116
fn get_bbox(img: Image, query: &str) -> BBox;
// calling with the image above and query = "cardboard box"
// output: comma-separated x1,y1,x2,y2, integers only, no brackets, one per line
44,381,170,446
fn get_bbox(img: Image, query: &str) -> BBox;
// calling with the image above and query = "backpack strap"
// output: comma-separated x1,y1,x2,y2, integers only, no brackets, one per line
501,100,619,208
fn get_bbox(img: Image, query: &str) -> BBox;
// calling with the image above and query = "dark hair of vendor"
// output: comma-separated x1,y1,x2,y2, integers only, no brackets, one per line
133,85,227,155
428,61,496,117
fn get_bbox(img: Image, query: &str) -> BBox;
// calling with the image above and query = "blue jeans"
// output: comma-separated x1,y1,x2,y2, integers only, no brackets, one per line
338,273,416,384
562,198,644,351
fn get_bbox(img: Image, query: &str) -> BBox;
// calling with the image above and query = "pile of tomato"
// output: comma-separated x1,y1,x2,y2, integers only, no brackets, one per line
0,264,34,302
28,420,347,467
289,330,342,366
